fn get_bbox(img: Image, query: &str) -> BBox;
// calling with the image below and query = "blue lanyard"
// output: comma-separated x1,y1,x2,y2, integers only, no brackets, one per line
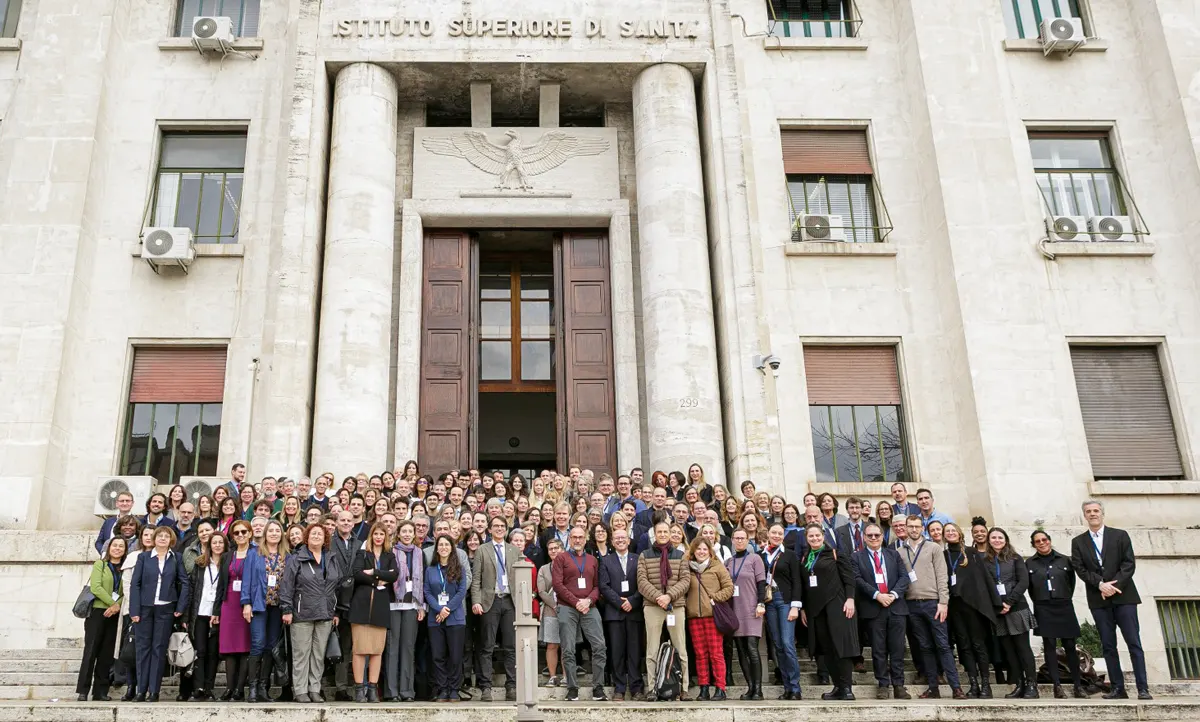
568,551,587,578
431,564,446,595
949,551,962,571
905,541,924,568
374,553,381,570
1091,535,1103,565
493,543,507,576
993,559,1002,582
731,554,748,582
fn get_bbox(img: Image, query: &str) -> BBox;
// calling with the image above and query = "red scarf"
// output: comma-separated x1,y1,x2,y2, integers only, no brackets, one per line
655,543,672,590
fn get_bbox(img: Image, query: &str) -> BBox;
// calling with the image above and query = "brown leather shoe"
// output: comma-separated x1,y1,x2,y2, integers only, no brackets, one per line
893,685,911,700
612,693,624,702
875,686,890,699
919,687,941,699
952,688,967,700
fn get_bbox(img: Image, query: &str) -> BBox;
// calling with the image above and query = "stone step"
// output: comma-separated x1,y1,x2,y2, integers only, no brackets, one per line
0,649,84,660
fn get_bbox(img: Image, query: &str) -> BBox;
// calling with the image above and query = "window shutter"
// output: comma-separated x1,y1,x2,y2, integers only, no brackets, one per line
804,346,900,405
1069,346,1183,479
781,129,873,175
129,346,228,403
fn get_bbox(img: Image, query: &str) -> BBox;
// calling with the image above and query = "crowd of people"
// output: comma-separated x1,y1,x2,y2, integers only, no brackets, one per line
75,463,1153,704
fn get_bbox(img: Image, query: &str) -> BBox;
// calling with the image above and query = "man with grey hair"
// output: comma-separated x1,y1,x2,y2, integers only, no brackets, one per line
1070,500,1150,700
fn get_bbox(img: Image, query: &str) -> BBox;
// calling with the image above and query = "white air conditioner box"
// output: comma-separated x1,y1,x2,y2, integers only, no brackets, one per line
795,214,847,242
1089,215,1135,242
192,16,235,49
178,476,221,503
141,227,195,271
1047,215,1089,242
1039,17,1086,55
94,476,155,517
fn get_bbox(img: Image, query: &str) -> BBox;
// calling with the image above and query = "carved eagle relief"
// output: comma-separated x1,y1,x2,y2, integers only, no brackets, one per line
421,129,610,191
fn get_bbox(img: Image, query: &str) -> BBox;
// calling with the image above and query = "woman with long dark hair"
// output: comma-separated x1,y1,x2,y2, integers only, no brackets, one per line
165,485,188,521
215,497,240,536
187,532,227,701
77,536,127,701
425,535,469,702
986,527,1038,698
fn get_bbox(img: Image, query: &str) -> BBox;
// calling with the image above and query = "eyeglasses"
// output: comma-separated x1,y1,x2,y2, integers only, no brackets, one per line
865,533,882,538
232,530,249,536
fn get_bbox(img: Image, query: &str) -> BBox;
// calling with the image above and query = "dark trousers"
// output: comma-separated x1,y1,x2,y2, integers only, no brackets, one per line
134,605,175,695
947,599,991,680
479,596,516,690
605,617,644,694
908,599,960,689
429,625,466,700
1041,637,1082,687
998,631,1036,686
190,616,220,694
464,609,484,687
78,608,119,696
733,635,762,687
1092,605,1148,693
811,611,853,690
867,610,906,686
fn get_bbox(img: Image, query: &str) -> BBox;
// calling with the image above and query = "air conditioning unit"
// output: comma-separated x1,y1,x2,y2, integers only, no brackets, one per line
1039,17,1086,55
141,227,195,272
178,476,221,503
1047,215,1089,242
94,476,155,518
1089,215,1135,242
795,214,847,242
192,16,235,50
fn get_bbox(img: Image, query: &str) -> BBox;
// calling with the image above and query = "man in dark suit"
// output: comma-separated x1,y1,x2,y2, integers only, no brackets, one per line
853,523,911,700
1070,500,1150,700
470,515,522,702
835,497,870,557
598,527,645,701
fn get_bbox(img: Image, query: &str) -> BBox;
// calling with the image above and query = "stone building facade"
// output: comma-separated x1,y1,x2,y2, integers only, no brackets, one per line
0,0,1198,681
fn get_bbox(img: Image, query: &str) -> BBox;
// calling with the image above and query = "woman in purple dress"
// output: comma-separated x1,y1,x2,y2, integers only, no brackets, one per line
219,520,254,700
725,527,767,700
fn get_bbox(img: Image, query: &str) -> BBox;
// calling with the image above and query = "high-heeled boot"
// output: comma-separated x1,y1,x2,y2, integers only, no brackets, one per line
246,657,260,702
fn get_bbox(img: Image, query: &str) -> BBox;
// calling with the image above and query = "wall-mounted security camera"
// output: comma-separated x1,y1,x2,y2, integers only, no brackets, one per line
752,354,782,378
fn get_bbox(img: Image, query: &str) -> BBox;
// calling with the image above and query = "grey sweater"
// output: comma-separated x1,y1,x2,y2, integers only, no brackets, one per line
897,539,949,604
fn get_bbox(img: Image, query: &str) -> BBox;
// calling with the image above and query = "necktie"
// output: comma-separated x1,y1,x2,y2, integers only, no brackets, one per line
853,525,862,552
874,552,888,594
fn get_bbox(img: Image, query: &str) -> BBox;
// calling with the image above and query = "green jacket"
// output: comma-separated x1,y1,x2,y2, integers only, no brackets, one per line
88,559,120,609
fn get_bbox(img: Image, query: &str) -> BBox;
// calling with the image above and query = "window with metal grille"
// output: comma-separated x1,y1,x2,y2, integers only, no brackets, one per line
176,0,261,37
120,347,226,486
152,133,246,244
781,129,882,243
1158,600,1200,680
1069,346,1184,480
1030,133,1126,218
805,346,908,482
767,0,858,38
1003,0,1085,40
0,0,21,37
787,176,878,244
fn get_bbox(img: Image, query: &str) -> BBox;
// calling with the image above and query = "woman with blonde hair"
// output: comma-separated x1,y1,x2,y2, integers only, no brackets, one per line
350,522,399,701
242,520,290,701
684,537,734,700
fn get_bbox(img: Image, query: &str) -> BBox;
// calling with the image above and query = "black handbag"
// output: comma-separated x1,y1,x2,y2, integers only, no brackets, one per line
72,585,96,619
270,633,290,686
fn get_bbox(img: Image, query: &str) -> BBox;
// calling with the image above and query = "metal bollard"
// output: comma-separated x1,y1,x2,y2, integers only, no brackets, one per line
513,559,543,721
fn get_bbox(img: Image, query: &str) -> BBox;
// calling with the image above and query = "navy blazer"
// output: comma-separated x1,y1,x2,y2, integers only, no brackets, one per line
129,549,191,614
598,551,643,621
852,547,909,618
835,520,870,558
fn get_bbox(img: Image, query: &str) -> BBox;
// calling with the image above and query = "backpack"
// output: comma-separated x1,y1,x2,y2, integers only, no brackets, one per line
167,631,195,671
653,640,682,701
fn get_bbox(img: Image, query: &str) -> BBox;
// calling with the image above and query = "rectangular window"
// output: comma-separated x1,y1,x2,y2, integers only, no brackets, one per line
782,129,878,243
768,0,857,38
121,347,226,485
1029,133,1125,218
1158,600,1200,680
1003,0,1084,40
805,345,908,482
152,132,247,244
479,257,555,390
1069,345,1183,480
0,0,20,37
176,0,261,37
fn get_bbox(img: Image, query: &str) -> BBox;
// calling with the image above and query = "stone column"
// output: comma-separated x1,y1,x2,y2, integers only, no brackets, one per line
632,63,727,485
311,63,398,474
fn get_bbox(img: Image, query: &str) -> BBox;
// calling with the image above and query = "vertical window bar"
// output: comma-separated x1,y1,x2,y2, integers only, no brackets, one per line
826,406,838,482
876,406,887,481
1051,0,1063,17
165,404,180,486
192,407,204,475
143,404,158,478
850,406,864,481
122,404,137,475
1011,0,1026,38
1030,0,1044,32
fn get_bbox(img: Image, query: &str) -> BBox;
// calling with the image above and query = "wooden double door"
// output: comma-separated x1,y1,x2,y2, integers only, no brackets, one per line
417,231,617,477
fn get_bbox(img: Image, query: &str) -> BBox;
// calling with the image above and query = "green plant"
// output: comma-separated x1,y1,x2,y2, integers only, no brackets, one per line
1079,620,1102,658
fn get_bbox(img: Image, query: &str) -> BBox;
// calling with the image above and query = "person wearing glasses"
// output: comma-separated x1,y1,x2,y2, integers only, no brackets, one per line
942,522,1000,699
218,520,255,700
280,523,350,703
852,522,910,700
1027,529,1086,699
129,526,190,702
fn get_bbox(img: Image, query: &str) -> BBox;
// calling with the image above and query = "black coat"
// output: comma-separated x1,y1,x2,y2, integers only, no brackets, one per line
852,547,909,618
945,545,1001,623
349,549,399,628
799,547,861,659
598,552,643,621
1069,527,1141,608
988,555,1031,613
1026,550,1076,604
186,555,229,628
760,546,801,605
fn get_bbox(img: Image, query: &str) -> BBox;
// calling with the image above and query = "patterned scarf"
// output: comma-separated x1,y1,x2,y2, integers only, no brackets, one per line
394,541,423,604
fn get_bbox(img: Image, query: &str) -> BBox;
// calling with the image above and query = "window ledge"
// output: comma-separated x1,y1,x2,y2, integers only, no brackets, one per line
0,38,20,52
762,36,867,52
808,482,898,497
1088,480,1200,496
129,242,245,257
158,37,265,52
1003,38,1108,53
786,241,897,256
1044,241,1155,257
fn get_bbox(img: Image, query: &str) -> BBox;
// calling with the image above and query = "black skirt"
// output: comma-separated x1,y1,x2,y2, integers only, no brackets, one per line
1032,598,1080,639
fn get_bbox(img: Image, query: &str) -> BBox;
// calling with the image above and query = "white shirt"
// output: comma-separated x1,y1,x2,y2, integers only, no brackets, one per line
153,553,171,606
198,562,220,617
1091,526,1106,560
868,549,888,598
493,542,508,594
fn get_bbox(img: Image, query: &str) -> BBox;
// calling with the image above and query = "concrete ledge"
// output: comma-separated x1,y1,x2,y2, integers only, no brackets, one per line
1003,38,1109,52
1089,480,1200,496
0,532,94,563
785,241,897,256
158,37,265,52
0,38,20,52
1044,241,1155,257
761,36,868,51
128,243,245,258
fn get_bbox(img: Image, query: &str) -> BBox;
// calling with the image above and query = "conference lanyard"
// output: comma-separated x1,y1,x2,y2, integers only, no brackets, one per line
905,541,925,569
993,559,1002,582
1091,536,1103,565
803,548,820,573
872,551,885,575
568,551,587,578
949,551,963,571
731,554,748,582
431,564,446,595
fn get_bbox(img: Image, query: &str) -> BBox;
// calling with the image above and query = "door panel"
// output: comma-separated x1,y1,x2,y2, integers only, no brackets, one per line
419,231,474,472
559,232,617,476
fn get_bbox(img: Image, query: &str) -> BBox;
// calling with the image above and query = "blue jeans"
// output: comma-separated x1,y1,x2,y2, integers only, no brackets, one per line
765,599,800,693
1093,604,1148,693
908,599,960,689
250,606,283,657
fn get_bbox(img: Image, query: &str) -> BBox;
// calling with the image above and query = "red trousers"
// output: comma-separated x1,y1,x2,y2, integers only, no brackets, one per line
687,616,726,689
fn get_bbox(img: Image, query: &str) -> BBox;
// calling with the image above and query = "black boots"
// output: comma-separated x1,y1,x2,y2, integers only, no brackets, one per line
1004,681,1026,699
355,683,368,703
257,654,274,702
367,683,380,703
967,677,981,699
247,657,260,703
980,679,994,698
698,686,711,701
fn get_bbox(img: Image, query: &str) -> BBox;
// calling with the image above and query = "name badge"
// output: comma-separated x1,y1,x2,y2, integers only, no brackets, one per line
437,593,449,607
1047,578,1054,592
949,574,957,587
112,592,121,602
232,580,242,592
577,577,587,589
405,580,414,593
732,586,740,597
620,580,629,593
267,575,277,588
767,574,776,588
907,570,917,583
666,613,676,627
996,583,1006,596
874,573,885,584
809,575,818,588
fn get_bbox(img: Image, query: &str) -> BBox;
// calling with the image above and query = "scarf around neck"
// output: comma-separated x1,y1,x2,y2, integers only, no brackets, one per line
689,559,710,574
394,541,423,603
654,543,672,589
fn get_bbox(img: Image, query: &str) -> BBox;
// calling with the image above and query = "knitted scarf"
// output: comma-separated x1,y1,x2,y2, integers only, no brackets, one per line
394,542,423,604
655,543,672,591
